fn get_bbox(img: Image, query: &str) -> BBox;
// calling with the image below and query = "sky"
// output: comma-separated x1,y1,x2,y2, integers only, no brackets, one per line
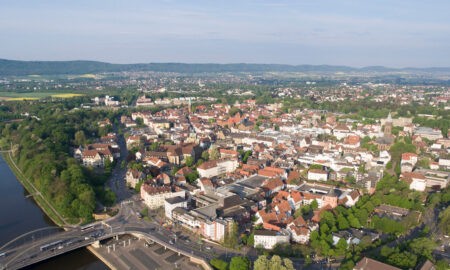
1,0,450,67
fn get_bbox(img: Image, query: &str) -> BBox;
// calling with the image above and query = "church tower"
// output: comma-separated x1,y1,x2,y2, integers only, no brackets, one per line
384,112,392,137
188,97,191,114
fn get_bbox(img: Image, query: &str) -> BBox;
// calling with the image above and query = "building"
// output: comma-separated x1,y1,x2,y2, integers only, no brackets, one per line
414,127,443,140
353,257,401,270
401,170,449,191
400,152,418,173
164,196,188,220
308,169,328,181
136,95,153,107
439,156,450,170
126,169,145,189
140,183,186,209
253,230,290,249
197,159,239,178
287,216,311,244
81,149,113,167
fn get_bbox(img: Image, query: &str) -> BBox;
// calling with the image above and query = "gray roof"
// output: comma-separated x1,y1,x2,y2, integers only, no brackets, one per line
165,196,186,204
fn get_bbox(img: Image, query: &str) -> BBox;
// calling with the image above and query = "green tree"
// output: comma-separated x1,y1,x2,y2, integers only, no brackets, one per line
409,237,436,260
149,142,160,151
229,256,250,270
335,238,348,257
209,147,220,160
223,221,239,248
74,130,86,146
242,150,252,163
438,206,450,235
387,251,417,269
347,214,361,228
254,255,269,270
135,117,144,126
185,170,199,184
229,107,241,116
282,258,295,270
201,151,210,161
268,255,283,270
210,258,229,270
311,199,319,210
337,214,350,230
135,180,144,192
185,156,194,167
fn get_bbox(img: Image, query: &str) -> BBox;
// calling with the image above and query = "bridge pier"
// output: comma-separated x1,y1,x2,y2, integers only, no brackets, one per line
92,240,101,248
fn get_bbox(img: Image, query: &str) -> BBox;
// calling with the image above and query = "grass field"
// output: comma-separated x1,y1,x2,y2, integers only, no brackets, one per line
50,93,84,98
0,92,84,100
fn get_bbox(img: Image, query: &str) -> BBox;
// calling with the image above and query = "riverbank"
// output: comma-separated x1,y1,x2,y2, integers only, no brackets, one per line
87,246,117,270
1,152,66,227
0,153,108,270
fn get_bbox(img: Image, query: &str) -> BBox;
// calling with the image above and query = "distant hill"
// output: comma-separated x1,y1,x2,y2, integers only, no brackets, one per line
0,59,449,76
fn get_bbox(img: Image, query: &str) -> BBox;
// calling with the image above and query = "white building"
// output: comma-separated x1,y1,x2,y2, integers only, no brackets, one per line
126,169,145,189
164,196,187,220
414,127,443,140
140,184,186,209
439,157,450,169
197,159,239,178
254,230,290,249
202,218,230,242
308,169,328,181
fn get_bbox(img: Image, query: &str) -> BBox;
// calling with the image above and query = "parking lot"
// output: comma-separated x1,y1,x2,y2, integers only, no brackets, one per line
94,235,203,270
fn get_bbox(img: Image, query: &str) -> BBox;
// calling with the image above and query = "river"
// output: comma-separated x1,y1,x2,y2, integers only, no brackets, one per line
0,155,108,270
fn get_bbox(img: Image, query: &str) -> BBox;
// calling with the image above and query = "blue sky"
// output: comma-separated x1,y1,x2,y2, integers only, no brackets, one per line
1,0,449,67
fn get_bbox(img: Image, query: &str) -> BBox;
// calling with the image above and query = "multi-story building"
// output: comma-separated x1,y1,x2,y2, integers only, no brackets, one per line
197,159,239,178
164,196,188,220
140,183,186,209
308,169,328,181
253,230,290,249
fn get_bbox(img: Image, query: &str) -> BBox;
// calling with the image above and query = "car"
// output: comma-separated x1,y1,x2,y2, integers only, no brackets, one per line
185,239,190,243
205,246,211,250
169,240,174,245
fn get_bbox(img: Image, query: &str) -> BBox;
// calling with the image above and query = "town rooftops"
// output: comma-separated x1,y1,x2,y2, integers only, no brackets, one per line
165,196,186,204
354,257,401,270
197,160,218,170
308,169,328,174
254,230,280,236
238,175,268,189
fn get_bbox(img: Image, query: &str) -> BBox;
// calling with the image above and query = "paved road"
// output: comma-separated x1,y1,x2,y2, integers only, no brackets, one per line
108,122,132,202
0,202,225,270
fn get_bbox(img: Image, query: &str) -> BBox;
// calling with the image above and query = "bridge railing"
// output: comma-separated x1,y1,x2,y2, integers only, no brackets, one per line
0,227,61,252
2,229,212,270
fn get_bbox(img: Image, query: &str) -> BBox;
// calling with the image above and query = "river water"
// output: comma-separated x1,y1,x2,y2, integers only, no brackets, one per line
0,156,108,270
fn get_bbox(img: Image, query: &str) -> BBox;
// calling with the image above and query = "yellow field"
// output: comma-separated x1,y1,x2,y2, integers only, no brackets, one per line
0,92,85,101
5,97,40,101
51,93,85,98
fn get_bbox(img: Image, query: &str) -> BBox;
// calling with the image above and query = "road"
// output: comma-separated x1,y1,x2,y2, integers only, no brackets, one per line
0,201,236,270
108,122,132,202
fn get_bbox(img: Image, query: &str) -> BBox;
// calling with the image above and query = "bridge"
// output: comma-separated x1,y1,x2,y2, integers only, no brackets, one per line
0,203,232,270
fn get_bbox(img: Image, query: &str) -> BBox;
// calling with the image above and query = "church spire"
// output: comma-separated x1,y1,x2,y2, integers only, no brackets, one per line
386,112,392,123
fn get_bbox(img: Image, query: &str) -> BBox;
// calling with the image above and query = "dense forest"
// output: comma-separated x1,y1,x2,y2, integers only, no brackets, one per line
0,101,118,222
2,59,450,76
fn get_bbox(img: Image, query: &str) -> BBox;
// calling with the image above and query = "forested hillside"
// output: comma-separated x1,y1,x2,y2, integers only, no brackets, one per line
0,101,118,222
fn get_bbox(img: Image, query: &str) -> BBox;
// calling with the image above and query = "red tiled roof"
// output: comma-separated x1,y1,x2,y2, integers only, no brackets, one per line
262,178,284,191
